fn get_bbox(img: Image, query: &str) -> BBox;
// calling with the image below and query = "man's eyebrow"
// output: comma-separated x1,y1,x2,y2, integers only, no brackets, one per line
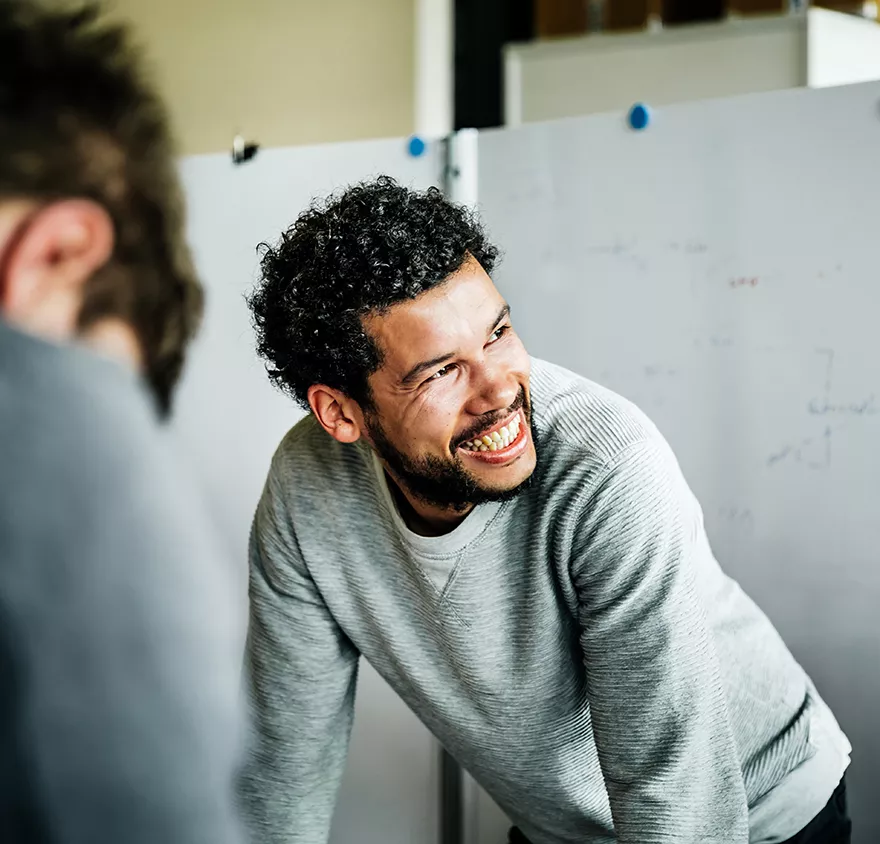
491,304,511,333
399,304,512,387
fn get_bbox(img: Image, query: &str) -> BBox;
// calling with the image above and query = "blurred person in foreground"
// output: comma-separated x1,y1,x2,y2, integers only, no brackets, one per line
240,178,851,844
0,2,243,842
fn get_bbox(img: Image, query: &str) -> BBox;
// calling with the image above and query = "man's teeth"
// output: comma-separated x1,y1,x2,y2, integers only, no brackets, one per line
460,417,522,452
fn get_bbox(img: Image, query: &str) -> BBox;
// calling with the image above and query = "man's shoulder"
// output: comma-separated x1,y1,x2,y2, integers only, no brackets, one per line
530,357,663,467
274,413,327,457
0,336,163,501
267,413,372,496
528,359,693,542
0,330,236,631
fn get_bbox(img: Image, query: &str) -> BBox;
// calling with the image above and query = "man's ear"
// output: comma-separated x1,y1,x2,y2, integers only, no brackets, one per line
308,385,364,444
1,199,114,340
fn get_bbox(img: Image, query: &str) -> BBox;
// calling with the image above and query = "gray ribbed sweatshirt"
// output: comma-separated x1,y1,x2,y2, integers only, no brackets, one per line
240,358,850,844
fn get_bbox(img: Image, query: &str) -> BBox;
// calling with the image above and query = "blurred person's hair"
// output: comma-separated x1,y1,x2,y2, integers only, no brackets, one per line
0,0,201,414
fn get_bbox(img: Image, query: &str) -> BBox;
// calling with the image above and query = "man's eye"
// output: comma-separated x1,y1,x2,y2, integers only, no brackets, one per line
428,364,454,382
489,324,510,343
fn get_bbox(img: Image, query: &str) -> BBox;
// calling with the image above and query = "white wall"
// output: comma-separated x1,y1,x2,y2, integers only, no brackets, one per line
505,14,807,126
808,7,880,88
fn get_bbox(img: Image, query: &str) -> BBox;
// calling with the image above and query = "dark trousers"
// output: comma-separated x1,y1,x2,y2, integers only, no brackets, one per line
781,778,851,844
507,777,851,844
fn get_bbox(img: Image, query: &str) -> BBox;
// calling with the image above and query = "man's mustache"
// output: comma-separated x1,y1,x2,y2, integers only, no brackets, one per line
452,388,527,449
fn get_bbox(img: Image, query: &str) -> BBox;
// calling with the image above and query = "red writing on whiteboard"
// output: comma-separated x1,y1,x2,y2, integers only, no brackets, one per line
729,277,758,288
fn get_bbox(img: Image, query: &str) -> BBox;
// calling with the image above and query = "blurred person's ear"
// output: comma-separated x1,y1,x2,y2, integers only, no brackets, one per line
0,200,142,368
1,199,114,341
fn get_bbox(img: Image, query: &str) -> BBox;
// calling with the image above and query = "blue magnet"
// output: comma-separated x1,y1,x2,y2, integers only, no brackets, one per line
628,103,651,131
407,135,427,157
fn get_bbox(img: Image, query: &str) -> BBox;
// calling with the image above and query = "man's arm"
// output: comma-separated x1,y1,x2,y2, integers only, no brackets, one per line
239,460,360,844
572,440,748,844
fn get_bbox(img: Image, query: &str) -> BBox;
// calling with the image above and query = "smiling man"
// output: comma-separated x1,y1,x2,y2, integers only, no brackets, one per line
241,177,851,844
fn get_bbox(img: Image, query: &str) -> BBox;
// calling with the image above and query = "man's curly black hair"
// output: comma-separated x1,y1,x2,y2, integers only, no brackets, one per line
248,176,500,410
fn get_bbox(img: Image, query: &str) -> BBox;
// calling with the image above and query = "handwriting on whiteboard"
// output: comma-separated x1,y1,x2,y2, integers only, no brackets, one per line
716,507,755,529
584,237,646,273
643,366,679,378
586,238,636,256
709,336,735,348
729,277,759,289
766,348,877,470
806,349,878,417
808,395,877,416
583,236,714,273
668,239,709,254
767,426,833,470
692,337,736,349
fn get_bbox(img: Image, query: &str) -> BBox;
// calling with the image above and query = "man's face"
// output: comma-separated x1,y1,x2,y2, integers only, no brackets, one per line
361,256,537,511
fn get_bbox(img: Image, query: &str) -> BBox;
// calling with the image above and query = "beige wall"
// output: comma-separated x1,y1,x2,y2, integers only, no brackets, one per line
110,0,416,155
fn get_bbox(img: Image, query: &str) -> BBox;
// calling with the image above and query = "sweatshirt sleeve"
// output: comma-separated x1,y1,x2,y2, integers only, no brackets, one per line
238,458,360,844
571,439,749,844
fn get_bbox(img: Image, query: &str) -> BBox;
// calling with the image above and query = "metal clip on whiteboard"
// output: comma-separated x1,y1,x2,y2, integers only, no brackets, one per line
231,133,260,165
443,128,479,208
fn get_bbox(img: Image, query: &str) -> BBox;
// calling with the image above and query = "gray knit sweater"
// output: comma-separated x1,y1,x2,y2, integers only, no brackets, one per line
240,358,850,844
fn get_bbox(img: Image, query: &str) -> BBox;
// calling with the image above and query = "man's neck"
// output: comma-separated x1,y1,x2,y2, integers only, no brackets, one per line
81,317,143,372
384,471,473,537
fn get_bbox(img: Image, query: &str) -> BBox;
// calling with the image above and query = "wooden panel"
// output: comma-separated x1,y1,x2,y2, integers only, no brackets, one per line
534,0,587,36
727,0,786,14
662,0,725,25
606,0,651,31
813,0,868,13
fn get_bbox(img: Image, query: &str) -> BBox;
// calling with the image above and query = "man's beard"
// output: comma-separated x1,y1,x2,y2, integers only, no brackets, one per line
366,388,537,512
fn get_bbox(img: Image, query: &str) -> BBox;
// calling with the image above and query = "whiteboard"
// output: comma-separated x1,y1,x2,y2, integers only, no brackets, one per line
174,136,443,844
476,82,880,843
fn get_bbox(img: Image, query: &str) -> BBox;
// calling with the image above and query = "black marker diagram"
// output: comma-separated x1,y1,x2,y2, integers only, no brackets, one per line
767,348,877,471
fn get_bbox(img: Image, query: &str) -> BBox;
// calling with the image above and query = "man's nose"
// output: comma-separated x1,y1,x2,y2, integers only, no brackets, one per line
465,363,519,419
